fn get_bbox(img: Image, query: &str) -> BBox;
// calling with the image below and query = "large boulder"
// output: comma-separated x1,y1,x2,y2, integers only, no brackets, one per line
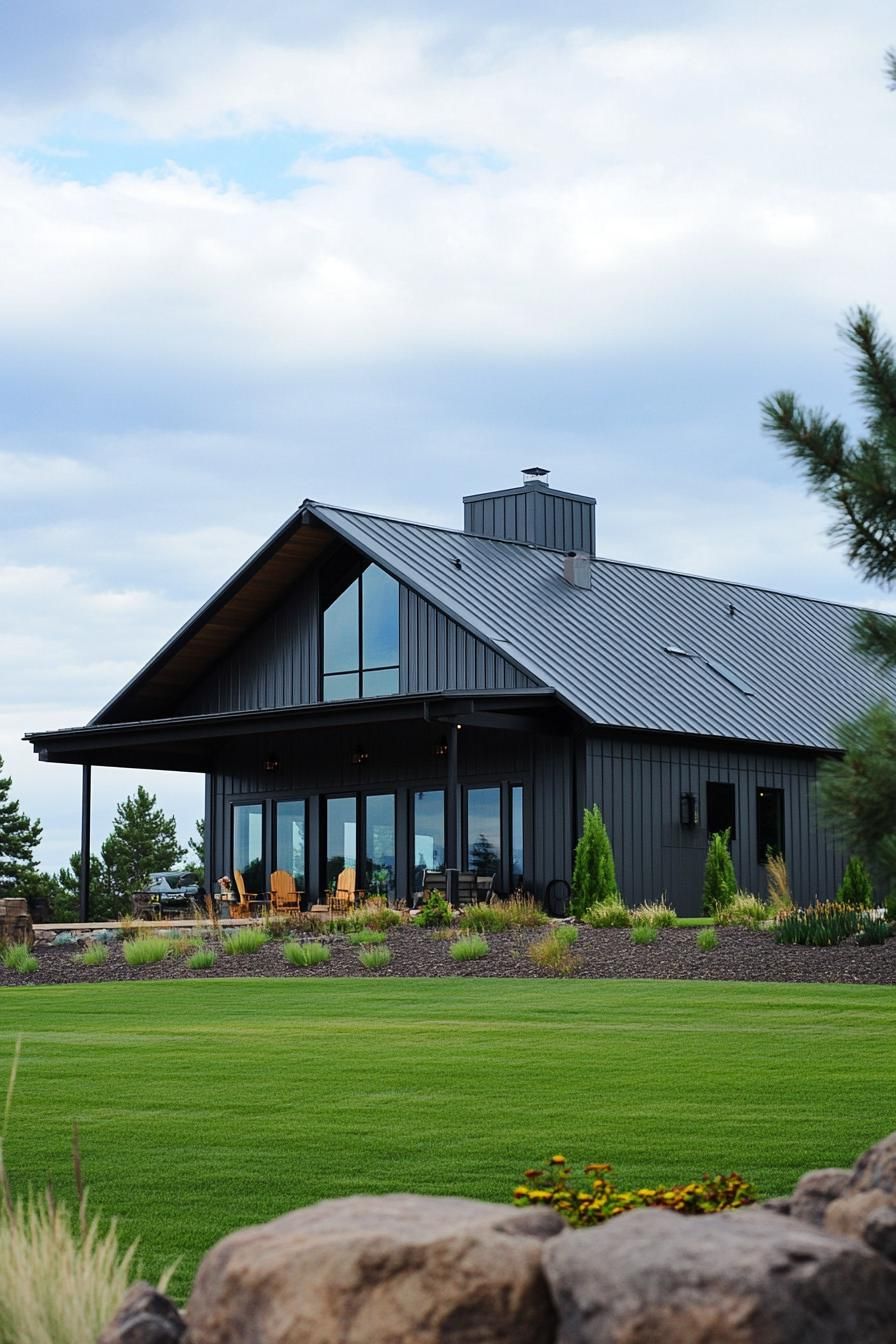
774,1166,851,1224
541,1206,896,1343
186,1193,564,1344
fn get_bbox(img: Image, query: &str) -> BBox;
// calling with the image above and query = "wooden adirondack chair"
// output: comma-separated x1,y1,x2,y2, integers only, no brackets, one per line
328,866,357,915
231,869,254,919
270,870,301,912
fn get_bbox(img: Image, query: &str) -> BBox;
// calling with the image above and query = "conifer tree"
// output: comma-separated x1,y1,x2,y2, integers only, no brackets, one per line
703,830,737,915
100,786,185,913
0,754,42,885
837,854,875,909
571,805,620,917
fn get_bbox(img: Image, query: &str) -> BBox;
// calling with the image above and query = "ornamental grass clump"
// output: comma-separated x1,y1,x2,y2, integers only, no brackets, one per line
450,934,489,962
630,924,657,945
122,937,168,967
1,944,38,974
696,927,719,952
188,949,217,970
528,931,580,976
715,892,769,928
581,898,630,928
630,899,676,928
358,946,391,970
222,928,268,956
774,901,870,947
459,903,510,933
284,941,331,967
414,893,453,928
765,852,794,913
703,830,737,916
512,1155,756,1227
571,805,619,918
74,944,109,968
353,903,402,931
347,929,388,946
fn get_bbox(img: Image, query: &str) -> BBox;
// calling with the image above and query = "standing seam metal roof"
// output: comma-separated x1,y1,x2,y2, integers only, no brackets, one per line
310,502,896,751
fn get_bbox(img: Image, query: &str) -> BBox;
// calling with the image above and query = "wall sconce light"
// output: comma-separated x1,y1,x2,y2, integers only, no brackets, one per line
679,792,698,827
351,745,369,765
434,737,448,758
264,756,279,772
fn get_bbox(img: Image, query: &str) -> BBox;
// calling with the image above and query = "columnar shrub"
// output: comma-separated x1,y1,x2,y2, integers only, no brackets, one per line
703,830,737,915
837,856,875,909
571,806,619,918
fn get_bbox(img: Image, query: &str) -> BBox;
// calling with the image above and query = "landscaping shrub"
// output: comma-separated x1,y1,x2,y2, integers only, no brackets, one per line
571,805,619,918
347,929,388,945
855,918,892,946
450,934,489,961
351,903,402,931
630,899,676,928
188,949,217,970
1,943,38,974
414,893,453,928
500,895,549,927
284,941,331,967
703,830,737,915
263,912,318,940
774,902,871,947
358,946,391,970
429,927,459,941
122,937,169,967
837,856,875,909
630,924,658,945
528,931,580,975
167,933,203,956
715,892,769,928
765,852,793,913
459,903,510,933
553,924,579,945
222,928,269,956
696,927,719,952
581,898,630,928
74,944,109,967
512,1155,756,1227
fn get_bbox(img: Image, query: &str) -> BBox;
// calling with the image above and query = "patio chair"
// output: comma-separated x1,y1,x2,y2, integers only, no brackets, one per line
270,870,301,912
328,866,356,915
232,869,260,918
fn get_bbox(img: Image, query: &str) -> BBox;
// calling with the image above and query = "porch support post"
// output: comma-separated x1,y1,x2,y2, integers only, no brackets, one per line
79,764,91,922
445,723,459,871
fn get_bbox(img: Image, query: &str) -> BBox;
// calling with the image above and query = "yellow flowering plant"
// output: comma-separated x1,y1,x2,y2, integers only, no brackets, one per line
513,1155,755,1226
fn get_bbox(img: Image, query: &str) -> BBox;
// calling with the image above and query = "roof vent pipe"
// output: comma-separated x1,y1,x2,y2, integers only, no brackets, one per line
564,552,591,590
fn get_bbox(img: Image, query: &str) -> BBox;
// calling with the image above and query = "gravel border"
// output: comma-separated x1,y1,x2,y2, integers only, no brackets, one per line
3,925,896,987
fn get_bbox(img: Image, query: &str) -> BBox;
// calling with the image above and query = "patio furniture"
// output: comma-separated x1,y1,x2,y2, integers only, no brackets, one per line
232,869,270,918
270,870,302,912
328,866,357,915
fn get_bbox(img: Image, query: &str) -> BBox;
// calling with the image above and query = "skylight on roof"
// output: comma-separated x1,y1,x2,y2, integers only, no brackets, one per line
663,646,753,696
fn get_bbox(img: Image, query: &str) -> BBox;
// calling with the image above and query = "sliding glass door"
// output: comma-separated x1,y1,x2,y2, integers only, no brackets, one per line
232,803,264,893
275,799,306,894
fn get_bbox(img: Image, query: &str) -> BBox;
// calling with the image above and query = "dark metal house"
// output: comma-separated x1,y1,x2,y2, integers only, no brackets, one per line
26,471,896,916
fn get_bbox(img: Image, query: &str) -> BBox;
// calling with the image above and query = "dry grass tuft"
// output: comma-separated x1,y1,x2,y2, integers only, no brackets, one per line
765,854,793,913
528,931,581,976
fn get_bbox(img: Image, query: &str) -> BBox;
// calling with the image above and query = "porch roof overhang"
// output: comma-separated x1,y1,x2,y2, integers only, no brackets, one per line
25,689,567,772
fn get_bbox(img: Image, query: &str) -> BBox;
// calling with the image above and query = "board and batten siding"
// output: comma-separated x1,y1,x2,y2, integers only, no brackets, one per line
178,578,534,717
582,735,847,915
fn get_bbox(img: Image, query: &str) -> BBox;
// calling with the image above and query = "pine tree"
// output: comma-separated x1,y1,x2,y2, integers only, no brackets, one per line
100,786,185,914
817,705,896,894
837,855,875,909
0,754,42,886
571,805,620,917
187,817,206,872
703,830,737,915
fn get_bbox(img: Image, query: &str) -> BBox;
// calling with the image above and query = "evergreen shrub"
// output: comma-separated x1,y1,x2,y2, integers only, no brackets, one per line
703,830,737,915
571,806,619,918
837,856,875,909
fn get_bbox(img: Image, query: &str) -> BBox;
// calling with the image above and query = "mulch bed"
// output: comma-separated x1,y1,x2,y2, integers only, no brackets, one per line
4,925,896,987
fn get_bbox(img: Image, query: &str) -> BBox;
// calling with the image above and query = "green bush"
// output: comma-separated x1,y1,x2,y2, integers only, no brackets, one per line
222,928,269,956
74,944,109,967
553,924,579,945
703,830,737,915
122,937,169,967
414,892,453,928
855,919,892,946
528,931,580,976
631,925,658,945
1,943,38,974
775,902,869,947
571,806,619,918
837,856,875,909
581,899,630,928
715,892,769,928
630,900,677,928
696,927,719,952
188,949,217,970
347,929,387,945
459,903,510,933
284,941,331,967
358,946,391,970
450,934,489,961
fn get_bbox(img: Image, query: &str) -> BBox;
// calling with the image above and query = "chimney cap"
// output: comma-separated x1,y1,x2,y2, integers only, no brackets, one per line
522,466,550,483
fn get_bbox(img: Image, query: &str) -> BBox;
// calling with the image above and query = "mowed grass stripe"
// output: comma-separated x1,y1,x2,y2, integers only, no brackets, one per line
0,977,892,1300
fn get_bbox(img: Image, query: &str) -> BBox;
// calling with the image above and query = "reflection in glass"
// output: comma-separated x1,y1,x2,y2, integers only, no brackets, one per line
366,793,396,900
323,671,361,702
275,800,306,891
233,803,264,893
466,787,501,877
414,790,445,878
362,566,399,670
323,579,360,674
511,786,524,884
326,796,357,892
362,667,399,697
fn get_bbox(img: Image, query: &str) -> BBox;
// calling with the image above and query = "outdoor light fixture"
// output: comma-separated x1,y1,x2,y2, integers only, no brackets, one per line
435,737,449,758
264,756,279,772
351,745,369,765
679,792,698,827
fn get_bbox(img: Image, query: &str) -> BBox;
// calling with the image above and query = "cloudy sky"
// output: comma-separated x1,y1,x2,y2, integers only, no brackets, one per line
3,0,896,871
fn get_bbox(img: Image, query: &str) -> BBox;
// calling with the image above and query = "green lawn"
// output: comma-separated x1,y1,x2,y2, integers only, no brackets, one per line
1,977,892,1298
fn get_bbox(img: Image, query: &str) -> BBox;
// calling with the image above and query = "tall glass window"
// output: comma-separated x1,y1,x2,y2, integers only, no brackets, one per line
414,790,445,880
511,785,524,884
232,803,264,893
275,800,306,892
323,565,399,701
365,794,396,901
466,787,501,877
326,796,357,892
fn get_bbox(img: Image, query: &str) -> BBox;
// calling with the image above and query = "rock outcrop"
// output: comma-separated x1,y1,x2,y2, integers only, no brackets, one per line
0,897,33,949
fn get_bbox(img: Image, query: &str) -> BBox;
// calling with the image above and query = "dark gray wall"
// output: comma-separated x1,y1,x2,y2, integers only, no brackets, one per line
180,573,533,717
581,735,847,914
463,481,596,556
